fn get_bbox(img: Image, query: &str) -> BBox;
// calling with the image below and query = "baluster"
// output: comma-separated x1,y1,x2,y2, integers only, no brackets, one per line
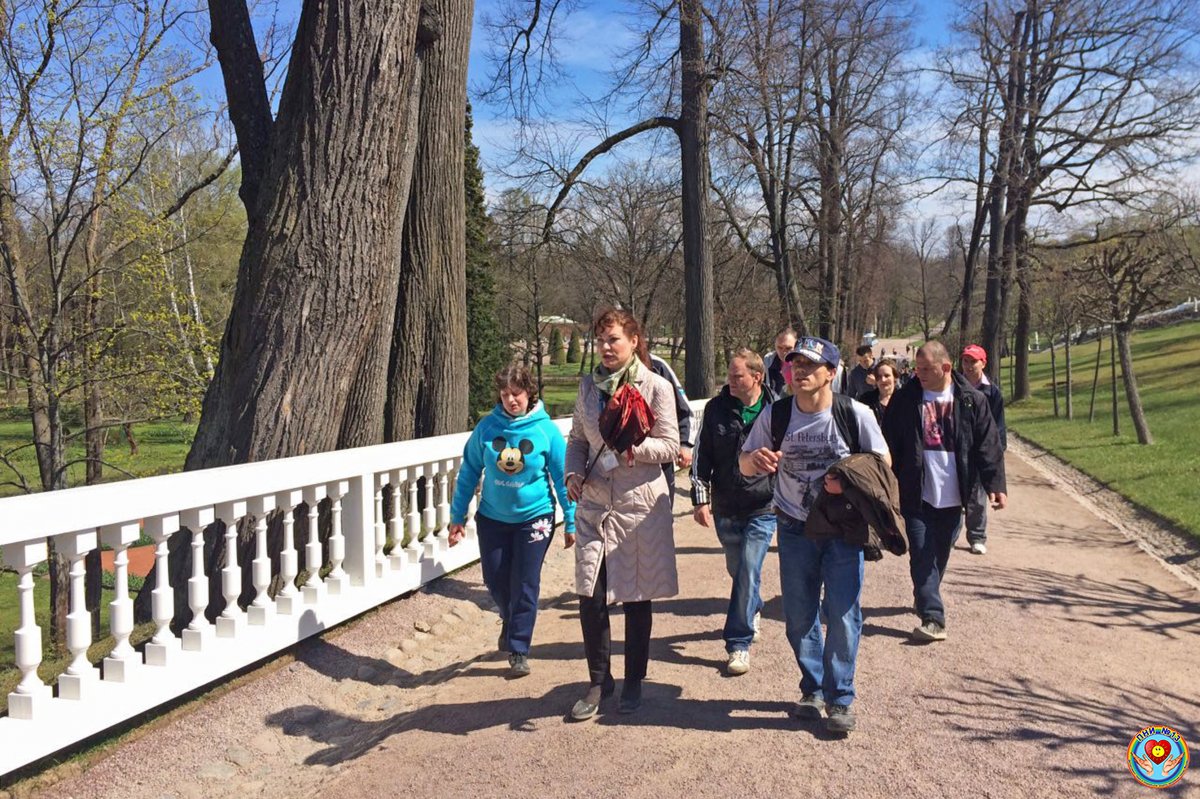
373,473,388,577
101,522,142,682
422,464,439,557
55,530,99,697
388,469,408,570
247,495,276,625
215,500,248,638
3,541,51,719
275,489,303,615
436,459,453,543
325,480,348,595
406,470,422,559
181,506,216,651
301,484,328,603
144,515,181,667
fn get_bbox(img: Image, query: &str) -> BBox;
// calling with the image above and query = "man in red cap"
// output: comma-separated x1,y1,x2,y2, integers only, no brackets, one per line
960,344,1006,555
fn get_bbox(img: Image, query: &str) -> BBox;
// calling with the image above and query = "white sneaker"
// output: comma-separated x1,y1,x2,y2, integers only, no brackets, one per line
726,650,750,675
752,611,762,642
969,541,987,555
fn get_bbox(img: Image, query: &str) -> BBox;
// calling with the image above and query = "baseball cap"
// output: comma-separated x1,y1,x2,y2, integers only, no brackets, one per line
786,336,840,368
962,344,988,364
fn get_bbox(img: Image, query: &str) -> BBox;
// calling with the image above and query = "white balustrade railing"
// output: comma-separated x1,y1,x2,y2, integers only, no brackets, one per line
0,418,570,777
0,398,708,776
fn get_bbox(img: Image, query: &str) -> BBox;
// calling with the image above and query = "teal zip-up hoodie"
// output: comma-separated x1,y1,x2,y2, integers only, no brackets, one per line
450,400,575,533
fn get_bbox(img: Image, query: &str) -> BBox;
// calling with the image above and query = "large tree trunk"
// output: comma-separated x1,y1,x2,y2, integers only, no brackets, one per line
1114,324,1152,444
387,0,472,441
1013,258,1032,401
187,0,423,468
678,0,715,399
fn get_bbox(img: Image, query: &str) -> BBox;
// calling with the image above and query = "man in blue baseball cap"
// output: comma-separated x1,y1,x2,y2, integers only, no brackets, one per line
738,335,890,735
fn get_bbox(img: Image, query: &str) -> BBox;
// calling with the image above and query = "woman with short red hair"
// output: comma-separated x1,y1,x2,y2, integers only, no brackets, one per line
565,308,680,719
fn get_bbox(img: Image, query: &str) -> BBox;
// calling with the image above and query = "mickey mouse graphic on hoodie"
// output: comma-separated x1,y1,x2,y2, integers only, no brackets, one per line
450,400,576,534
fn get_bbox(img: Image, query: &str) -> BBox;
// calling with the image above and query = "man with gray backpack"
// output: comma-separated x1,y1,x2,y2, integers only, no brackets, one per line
739,336,890,735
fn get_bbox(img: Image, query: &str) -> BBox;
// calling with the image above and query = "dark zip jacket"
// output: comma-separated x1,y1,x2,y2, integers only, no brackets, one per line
691,384,777,518
881,371,1007,516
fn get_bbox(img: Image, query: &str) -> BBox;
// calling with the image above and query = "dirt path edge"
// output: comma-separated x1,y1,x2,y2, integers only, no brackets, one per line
1009,433,1200,592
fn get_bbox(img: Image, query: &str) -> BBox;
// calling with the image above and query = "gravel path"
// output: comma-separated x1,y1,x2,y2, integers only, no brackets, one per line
21,449,1200,798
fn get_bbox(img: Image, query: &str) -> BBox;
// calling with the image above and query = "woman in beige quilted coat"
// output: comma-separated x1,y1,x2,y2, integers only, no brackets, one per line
565,308,680,720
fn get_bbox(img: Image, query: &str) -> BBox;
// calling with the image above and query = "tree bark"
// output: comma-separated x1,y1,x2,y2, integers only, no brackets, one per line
1049,333,1058,417
1109,325,1119,436
678,0,715,398
187,0,424,468
387,0,472,441
1013,259,1032,400
1087,332,1103,423
1114,324,1152,444
1064,330,1073,420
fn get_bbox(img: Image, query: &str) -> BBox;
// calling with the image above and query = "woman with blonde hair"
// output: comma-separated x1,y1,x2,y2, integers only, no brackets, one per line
565,307,680,719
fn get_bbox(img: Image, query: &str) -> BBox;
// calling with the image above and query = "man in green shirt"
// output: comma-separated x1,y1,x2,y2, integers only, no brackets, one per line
691,349,778,675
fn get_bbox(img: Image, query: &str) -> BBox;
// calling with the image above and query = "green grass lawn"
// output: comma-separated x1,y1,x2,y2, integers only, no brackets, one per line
1000,320,1200,538
0,409,195,497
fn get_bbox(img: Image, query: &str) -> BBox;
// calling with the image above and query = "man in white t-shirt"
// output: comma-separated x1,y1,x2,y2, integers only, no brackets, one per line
739,336,889,735
881,341,1007,643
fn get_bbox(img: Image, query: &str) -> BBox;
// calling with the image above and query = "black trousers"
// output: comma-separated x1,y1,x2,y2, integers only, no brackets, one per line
579,558,653,686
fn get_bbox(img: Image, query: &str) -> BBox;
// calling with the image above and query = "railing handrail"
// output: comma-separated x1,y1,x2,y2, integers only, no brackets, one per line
0,427,550,545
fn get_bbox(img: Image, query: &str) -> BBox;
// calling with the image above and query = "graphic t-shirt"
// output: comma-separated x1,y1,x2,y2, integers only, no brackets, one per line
921,386,960,508
742,398,888,521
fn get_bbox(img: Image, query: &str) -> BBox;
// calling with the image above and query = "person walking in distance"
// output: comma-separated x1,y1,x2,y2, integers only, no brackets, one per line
648,352,696,503
959,344,1006,556
739,336,890,735
762,327,798,397
841,345,876,399
447,364,576,677
691,349,777,676
881,341,1007,643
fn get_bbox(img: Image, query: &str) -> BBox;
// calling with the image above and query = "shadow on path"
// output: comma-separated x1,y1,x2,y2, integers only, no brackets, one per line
933,674,1200,794
957,565,1200,637
267,684,836,767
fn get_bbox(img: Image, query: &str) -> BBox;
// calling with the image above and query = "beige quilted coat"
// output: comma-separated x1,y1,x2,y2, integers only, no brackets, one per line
566,368,680,604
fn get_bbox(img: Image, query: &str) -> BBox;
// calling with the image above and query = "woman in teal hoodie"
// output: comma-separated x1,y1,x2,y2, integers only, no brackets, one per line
448,364,576,677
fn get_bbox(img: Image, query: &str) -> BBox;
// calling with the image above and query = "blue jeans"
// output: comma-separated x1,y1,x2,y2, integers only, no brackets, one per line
714,514,776,652
476,513,554,655
776,515,864,707
905,502,964,626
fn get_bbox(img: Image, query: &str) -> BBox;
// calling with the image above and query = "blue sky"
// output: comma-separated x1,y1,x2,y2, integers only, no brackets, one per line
199,1,957,201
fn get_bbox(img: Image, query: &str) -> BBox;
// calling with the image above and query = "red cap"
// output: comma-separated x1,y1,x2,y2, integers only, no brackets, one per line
961,344,988,364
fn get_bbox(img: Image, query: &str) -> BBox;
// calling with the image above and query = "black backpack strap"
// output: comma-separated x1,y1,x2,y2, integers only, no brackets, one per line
770,398,791,452
831,393,861,454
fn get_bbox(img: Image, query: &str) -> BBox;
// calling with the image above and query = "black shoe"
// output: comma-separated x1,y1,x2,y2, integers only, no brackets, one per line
601,673,616,698
790,693,824,720
508,652,531,677
618,680,642,714
825,703,857,734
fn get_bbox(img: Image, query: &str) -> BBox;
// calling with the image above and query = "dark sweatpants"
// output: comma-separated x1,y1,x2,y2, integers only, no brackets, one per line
477,513,554,656
579,558,653,686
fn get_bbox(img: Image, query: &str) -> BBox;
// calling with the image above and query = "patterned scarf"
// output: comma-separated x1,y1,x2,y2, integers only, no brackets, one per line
592,356,640,396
